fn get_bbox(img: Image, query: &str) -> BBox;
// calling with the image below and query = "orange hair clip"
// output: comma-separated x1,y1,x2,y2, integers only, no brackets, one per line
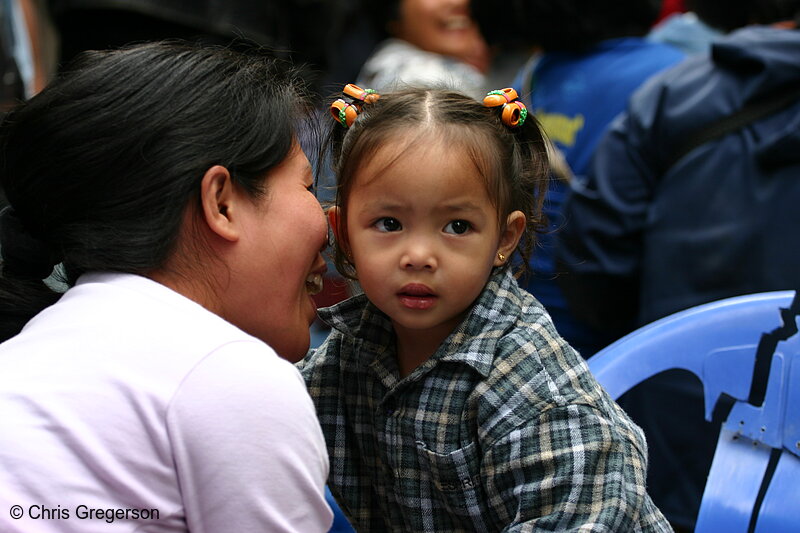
343,83,380,104
483,88,528,128
330,99,360,128
330,84,381,128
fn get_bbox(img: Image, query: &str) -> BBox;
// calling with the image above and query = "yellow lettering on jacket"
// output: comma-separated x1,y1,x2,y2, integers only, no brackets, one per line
535,111,585,147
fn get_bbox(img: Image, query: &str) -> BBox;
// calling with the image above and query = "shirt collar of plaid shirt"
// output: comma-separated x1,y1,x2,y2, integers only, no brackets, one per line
316,268,524,378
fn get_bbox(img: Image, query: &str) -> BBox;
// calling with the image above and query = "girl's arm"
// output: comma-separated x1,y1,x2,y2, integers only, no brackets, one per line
483,402,669,532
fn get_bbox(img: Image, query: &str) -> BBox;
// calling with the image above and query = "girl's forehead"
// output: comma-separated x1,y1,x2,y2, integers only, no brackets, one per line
354,138,472,184
350,144,501,212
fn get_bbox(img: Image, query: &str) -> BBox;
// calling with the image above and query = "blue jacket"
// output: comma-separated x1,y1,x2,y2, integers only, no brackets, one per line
513,38,684,357
557,26,800,529
558,26,800,333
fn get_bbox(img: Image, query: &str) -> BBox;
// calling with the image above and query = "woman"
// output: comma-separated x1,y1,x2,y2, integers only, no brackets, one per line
357,0,490,99
0,42,332,532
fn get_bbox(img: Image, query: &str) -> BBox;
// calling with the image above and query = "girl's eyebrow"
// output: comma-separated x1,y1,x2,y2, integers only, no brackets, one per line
440,202,483,212
358,201,485,213
359,200,407,211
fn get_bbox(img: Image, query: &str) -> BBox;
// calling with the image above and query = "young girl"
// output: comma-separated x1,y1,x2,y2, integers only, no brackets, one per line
299,85,670,531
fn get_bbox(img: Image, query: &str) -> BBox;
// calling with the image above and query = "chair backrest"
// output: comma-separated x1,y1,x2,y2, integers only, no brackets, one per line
588,290,800,533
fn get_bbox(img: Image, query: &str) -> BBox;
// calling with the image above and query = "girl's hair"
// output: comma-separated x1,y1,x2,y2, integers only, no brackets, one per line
0,41,311,342
327,88,550,280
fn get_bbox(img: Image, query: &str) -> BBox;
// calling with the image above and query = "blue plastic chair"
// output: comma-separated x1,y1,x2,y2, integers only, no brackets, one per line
588,290,800,533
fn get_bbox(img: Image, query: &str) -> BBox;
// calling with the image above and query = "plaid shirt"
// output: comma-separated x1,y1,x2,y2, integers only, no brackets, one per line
299,269,671,532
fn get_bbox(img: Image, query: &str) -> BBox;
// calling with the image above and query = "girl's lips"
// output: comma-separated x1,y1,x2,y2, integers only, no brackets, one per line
398,284,437,310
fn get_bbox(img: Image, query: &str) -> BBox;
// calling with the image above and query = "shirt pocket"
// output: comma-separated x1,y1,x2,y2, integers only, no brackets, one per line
414,440,490,529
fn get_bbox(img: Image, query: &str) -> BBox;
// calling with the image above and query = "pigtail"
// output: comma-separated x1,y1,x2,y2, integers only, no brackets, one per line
482,88,551,281
326,84,381,173
482,88,529,128
323,84,383,280
330,84,380,128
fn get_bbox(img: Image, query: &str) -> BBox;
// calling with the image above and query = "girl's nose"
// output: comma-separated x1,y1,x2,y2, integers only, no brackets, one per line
401,241,437,271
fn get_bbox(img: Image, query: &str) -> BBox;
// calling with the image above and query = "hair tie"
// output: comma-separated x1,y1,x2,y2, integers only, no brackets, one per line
0,206,60,280
343,83,380,104
483,88,528,128
329,84,380,128
330,99,360,128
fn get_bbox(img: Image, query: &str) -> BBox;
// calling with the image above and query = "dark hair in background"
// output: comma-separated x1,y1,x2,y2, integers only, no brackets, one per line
687,0,800,31
0,41,311,342
361,0,402,41
326,88,550,281
473,0,663,51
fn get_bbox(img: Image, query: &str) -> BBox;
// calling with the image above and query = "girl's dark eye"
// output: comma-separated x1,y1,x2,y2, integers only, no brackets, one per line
375,217,402,232
444,220,471,235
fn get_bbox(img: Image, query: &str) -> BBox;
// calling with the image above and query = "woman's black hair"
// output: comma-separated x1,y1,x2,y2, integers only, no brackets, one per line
325,87,550,281
687,0,800,31
0,41,311,342
473,0,662,51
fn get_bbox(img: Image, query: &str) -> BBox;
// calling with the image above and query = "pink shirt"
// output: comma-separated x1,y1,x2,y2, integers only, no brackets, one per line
0,273,332,532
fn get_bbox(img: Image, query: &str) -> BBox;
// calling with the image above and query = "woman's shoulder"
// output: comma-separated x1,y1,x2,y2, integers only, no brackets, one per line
68,271,263,343
23,272,286,392
176,340,307,404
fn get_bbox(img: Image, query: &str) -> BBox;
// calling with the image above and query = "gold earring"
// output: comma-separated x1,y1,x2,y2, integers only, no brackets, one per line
497,252,506,262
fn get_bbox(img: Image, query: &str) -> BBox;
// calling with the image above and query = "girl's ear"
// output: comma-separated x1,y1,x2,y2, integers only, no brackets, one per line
200,165,240,242
495,210,526,267
327,206,348,250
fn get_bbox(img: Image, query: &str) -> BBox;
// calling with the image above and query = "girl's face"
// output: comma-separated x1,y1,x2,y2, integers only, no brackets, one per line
335,141,521,350
392,0,489,72
225,146,328,361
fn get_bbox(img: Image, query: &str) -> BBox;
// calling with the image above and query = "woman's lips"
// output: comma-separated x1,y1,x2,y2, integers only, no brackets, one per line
441,15,471,31
398,284,437,310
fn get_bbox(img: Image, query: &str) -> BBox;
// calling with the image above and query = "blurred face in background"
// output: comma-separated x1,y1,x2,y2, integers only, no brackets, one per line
391,0,490,72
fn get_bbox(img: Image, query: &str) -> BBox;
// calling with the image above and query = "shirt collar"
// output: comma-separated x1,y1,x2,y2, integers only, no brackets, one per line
317,268,524,378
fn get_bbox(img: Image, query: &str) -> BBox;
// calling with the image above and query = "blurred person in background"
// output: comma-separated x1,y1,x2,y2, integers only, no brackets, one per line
1,0,24,113
46,0,353,99
356,0,490,99
473,0,685,358
48,0,289,64
557,1,800,529
649,0,772,54
2,0,56,105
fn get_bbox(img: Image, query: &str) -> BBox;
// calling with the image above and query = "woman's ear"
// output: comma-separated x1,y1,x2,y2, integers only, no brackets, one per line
495,210,526,267
200,165,239,242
